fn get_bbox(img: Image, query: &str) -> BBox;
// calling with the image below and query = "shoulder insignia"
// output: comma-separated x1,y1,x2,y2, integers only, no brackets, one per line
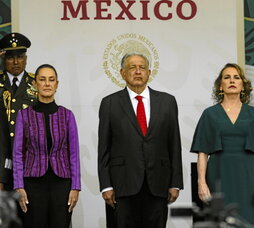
28,72,35,78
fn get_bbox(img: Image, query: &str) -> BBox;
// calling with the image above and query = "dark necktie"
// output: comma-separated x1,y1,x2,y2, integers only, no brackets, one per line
135,96,147,136
12,77,18,94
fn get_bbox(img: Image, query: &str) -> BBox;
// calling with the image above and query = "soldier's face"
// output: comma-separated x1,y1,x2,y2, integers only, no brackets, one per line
35,67,58,102
4,53,27,76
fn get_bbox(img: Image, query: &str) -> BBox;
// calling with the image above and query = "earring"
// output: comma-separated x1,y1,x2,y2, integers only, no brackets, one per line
240,90,245,98
218,90,224,96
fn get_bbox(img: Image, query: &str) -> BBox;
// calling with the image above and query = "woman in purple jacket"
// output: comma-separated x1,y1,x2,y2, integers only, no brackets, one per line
12,64,81,228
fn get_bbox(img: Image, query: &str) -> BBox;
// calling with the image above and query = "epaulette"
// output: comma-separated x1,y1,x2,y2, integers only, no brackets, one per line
28,72,35,78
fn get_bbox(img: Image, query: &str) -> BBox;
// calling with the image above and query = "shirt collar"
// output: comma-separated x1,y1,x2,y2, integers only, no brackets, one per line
127,86,150,100
7,71,24,83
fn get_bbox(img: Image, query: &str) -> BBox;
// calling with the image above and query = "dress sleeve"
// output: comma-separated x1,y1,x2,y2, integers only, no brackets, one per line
13,110,25,189
190,109,222,154
68,110,81,190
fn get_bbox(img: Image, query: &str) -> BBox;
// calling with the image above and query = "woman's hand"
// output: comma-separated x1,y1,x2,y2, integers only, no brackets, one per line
68,190,79,212
198,182,211,203
16,188,29,213
197,152,211,203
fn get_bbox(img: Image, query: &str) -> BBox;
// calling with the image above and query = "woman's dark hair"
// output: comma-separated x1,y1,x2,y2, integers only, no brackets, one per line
212,63,252,104
35,64,58,79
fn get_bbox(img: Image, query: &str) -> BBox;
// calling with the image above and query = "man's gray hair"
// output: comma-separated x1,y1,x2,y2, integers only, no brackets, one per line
121,53,150,69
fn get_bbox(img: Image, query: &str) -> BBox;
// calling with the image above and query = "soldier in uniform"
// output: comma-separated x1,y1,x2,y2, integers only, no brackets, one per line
0,33,37,190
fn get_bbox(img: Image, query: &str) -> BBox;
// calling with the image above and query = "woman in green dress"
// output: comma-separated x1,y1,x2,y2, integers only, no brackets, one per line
191,63,254,224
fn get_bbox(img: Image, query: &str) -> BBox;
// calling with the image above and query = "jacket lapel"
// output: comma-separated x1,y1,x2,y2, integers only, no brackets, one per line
14,73,27,97
2,73,11,91
146,88,160,137
119,88,144,136
2,71,27,97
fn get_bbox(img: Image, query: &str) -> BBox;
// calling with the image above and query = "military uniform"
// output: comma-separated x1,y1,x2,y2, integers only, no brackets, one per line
0,71,37,189
0,71,37,139
0,32,36,189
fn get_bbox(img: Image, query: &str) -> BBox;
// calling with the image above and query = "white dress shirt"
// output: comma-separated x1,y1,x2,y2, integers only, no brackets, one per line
127,86,150,127
7,71,24,87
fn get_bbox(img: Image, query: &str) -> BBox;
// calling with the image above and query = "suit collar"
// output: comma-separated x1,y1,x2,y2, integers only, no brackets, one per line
15,75,28,97
126,86,150,100
148,88,160,136
1,71,30,97
6,71,24,86
119,88,143,136
119,87,160,137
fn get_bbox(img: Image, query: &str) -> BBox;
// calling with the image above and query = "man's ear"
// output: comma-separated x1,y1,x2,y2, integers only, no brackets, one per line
120,69,125,80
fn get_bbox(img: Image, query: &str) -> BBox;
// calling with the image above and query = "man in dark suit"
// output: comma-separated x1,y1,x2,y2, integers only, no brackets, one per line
0,33,37,190
98,53,183,228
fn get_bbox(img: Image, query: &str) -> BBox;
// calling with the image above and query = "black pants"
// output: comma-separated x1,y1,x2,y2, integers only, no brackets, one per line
106,203,116,228
23,168,72,228
113,178,168,228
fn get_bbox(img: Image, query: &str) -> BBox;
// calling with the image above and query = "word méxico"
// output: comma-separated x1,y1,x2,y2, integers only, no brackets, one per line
61,0,197,20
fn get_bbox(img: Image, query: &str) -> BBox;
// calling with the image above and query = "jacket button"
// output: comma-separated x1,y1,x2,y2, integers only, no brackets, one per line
10,121,15,125
10,132,14,137
11,109,15,113
12,98,16,102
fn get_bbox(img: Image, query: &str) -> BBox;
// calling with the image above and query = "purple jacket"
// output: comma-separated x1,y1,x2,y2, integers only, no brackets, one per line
13,106,81,190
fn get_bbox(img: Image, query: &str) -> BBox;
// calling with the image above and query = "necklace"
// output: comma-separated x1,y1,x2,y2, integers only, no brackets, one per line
221,102,241,112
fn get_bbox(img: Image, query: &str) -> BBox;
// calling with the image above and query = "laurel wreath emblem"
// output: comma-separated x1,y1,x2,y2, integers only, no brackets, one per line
103,33,159,88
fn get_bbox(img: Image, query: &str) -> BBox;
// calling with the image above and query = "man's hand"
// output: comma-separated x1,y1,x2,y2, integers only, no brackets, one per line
102,190,116,209
0,183,4,190
167,188,179,204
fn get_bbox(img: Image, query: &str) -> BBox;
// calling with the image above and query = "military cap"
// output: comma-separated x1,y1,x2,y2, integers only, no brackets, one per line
0,32,31,55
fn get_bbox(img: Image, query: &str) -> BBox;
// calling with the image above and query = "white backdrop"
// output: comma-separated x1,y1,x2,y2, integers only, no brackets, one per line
11,0,244,227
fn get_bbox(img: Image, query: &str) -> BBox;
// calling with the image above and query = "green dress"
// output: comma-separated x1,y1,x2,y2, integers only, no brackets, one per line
191,103,254,224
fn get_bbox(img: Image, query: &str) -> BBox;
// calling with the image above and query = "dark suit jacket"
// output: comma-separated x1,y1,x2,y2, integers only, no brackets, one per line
98,87,183,198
